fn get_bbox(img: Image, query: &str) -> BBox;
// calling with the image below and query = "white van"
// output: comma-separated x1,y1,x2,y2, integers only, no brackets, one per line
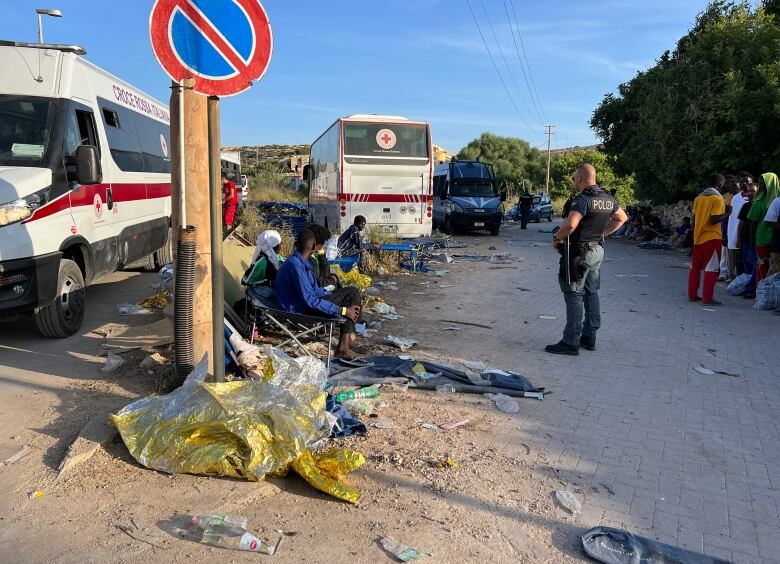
0,41,172,337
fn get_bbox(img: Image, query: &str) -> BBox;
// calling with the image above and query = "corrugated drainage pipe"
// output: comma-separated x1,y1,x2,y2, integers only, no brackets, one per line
174,226,196,380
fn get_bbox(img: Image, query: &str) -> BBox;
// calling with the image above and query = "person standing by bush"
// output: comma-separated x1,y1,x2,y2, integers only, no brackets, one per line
748,173,780,286
689,175,729,305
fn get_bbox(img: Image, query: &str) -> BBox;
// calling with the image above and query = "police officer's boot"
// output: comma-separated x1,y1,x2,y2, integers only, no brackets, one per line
579,336,596,351
544,341,579,355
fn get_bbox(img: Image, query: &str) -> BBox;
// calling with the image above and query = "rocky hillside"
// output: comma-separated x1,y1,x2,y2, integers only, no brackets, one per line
222,145,311,167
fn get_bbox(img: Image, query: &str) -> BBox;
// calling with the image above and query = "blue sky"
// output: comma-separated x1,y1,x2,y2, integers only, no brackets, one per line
1,1,720,152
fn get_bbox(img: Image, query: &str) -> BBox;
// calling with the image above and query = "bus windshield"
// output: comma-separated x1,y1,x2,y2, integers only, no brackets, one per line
450,180,497,198
344,122,429,162
0,96,58,168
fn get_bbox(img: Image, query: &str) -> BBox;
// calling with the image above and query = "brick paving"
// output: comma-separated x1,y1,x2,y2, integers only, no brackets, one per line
424,223,780,563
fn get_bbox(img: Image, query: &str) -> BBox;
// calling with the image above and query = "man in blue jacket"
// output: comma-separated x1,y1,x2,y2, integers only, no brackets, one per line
276,229,362,359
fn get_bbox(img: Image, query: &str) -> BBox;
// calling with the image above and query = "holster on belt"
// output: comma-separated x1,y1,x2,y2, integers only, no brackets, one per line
558,239,585,284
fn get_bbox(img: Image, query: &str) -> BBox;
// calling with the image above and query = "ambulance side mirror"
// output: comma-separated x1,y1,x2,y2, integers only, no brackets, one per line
75,145,102,185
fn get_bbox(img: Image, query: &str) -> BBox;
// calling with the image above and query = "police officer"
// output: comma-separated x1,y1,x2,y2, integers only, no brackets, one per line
546,164,627,355
519,190,533,229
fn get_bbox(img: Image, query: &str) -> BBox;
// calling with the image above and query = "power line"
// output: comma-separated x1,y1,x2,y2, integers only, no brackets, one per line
464,0,536,132
480,0,543,128
501,0,545,125
508,0,549,124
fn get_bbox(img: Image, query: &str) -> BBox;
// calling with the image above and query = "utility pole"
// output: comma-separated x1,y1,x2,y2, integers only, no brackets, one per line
545,124,555,194
180,78,215,376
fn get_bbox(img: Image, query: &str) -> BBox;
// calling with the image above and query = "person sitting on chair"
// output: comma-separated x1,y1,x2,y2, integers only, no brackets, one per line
309,223,341,290
338,215,368,256
243,230,284,291
276,229,362,359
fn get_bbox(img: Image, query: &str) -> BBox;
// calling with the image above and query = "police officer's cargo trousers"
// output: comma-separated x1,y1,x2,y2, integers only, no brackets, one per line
559,245,604,347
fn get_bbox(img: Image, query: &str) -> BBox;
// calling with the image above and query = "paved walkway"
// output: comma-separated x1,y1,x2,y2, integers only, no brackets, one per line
421,223,780,563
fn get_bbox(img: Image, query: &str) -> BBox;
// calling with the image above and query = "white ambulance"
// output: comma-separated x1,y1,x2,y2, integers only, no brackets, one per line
0,40,172,337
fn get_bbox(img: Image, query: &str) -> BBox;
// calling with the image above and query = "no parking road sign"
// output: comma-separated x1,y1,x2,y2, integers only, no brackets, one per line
150,0,273,97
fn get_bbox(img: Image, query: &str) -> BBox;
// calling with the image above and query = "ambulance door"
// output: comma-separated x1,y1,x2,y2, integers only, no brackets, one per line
63,102,117,277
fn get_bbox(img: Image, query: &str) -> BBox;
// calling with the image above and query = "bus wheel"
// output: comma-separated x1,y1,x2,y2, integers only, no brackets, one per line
34,259,86,338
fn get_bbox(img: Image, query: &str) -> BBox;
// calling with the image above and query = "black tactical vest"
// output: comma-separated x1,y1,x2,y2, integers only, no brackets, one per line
570,186,617,244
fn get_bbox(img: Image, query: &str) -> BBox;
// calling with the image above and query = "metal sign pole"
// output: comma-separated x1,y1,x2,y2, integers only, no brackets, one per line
207,96,225,381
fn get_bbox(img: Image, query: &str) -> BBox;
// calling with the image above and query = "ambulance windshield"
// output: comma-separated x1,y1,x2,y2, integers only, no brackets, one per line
0,96,57,167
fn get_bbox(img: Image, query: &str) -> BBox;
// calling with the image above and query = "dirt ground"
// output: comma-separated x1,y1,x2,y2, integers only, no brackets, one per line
0,222,602,563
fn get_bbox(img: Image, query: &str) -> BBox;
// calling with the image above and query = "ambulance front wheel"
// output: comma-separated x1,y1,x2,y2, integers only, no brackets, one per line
34,259,86,338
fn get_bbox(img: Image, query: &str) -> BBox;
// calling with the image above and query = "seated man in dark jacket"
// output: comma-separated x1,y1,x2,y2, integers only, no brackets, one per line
276,229,362,359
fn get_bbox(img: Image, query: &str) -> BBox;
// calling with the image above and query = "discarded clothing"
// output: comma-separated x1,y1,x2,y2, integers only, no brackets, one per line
582,526,730,564
326,394,367,438
328,355,544,398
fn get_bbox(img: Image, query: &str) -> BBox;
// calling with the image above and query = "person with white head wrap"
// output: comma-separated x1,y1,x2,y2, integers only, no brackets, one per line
244,230,284,287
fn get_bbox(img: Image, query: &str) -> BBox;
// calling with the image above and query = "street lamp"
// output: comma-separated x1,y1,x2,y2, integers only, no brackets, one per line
36,8,62,44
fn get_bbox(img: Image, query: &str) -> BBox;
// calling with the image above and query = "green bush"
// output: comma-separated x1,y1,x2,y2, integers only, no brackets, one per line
591,1,780,202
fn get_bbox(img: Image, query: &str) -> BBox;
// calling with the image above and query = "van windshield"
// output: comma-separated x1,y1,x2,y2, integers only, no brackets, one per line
0,96,58,168
451,180,496,198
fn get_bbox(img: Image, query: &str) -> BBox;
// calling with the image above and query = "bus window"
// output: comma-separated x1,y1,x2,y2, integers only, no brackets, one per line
344,123,428,159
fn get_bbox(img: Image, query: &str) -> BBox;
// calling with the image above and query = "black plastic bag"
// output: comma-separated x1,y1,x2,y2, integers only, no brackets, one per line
581,526,731,564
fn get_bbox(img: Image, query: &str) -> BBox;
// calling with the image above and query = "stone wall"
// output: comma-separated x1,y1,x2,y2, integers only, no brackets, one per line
650,200,694,228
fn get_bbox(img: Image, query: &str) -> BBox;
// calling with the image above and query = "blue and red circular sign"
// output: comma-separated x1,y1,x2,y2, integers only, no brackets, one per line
150,0,273,97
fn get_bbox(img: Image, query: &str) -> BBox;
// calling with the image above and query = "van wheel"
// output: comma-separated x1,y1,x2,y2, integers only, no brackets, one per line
490,226,500,236
547,214,553,222
154,227,174,268
34,259,86,338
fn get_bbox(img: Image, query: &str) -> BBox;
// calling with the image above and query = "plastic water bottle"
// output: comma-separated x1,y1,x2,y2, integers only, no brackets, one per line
436,383,456,394
336,386,380,402
380,535,425,562
199,522,277,554
191,514,248,529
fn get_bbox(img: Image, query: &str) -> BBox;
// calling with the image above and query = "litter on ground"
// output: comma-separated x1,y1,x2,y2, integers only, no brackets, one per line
386,336,417,350
555,490,582,515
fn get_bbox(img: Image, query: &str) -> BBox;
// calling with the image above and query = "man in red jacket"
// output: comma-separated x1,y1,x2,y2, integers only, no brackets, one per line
222,173,238,230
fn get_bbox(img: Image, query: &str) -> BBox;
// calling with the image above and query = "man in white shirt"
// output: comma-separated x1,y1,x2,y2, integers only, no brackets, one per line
727,178,747,276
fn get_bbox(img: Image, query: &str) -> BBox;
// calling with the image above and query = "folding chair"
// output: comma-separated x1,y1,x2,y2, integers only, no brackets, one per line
244,287,345,369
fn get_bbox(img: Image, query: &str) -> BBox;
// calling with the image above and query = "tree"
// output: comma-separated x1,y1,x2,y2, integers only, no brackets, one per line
457,133,546,193
549,149,636,206
591,1,780,202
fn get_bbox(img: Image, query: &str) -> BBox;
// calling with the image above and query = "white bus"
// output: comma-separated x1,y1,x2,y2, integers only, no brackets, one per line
0,40,172,337
306,115,433,238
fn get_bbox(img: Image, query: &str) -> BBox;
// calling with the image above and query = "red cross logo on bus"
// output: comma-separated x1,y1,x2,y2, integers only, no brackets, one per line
376,128,397,150
94,194,103,218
